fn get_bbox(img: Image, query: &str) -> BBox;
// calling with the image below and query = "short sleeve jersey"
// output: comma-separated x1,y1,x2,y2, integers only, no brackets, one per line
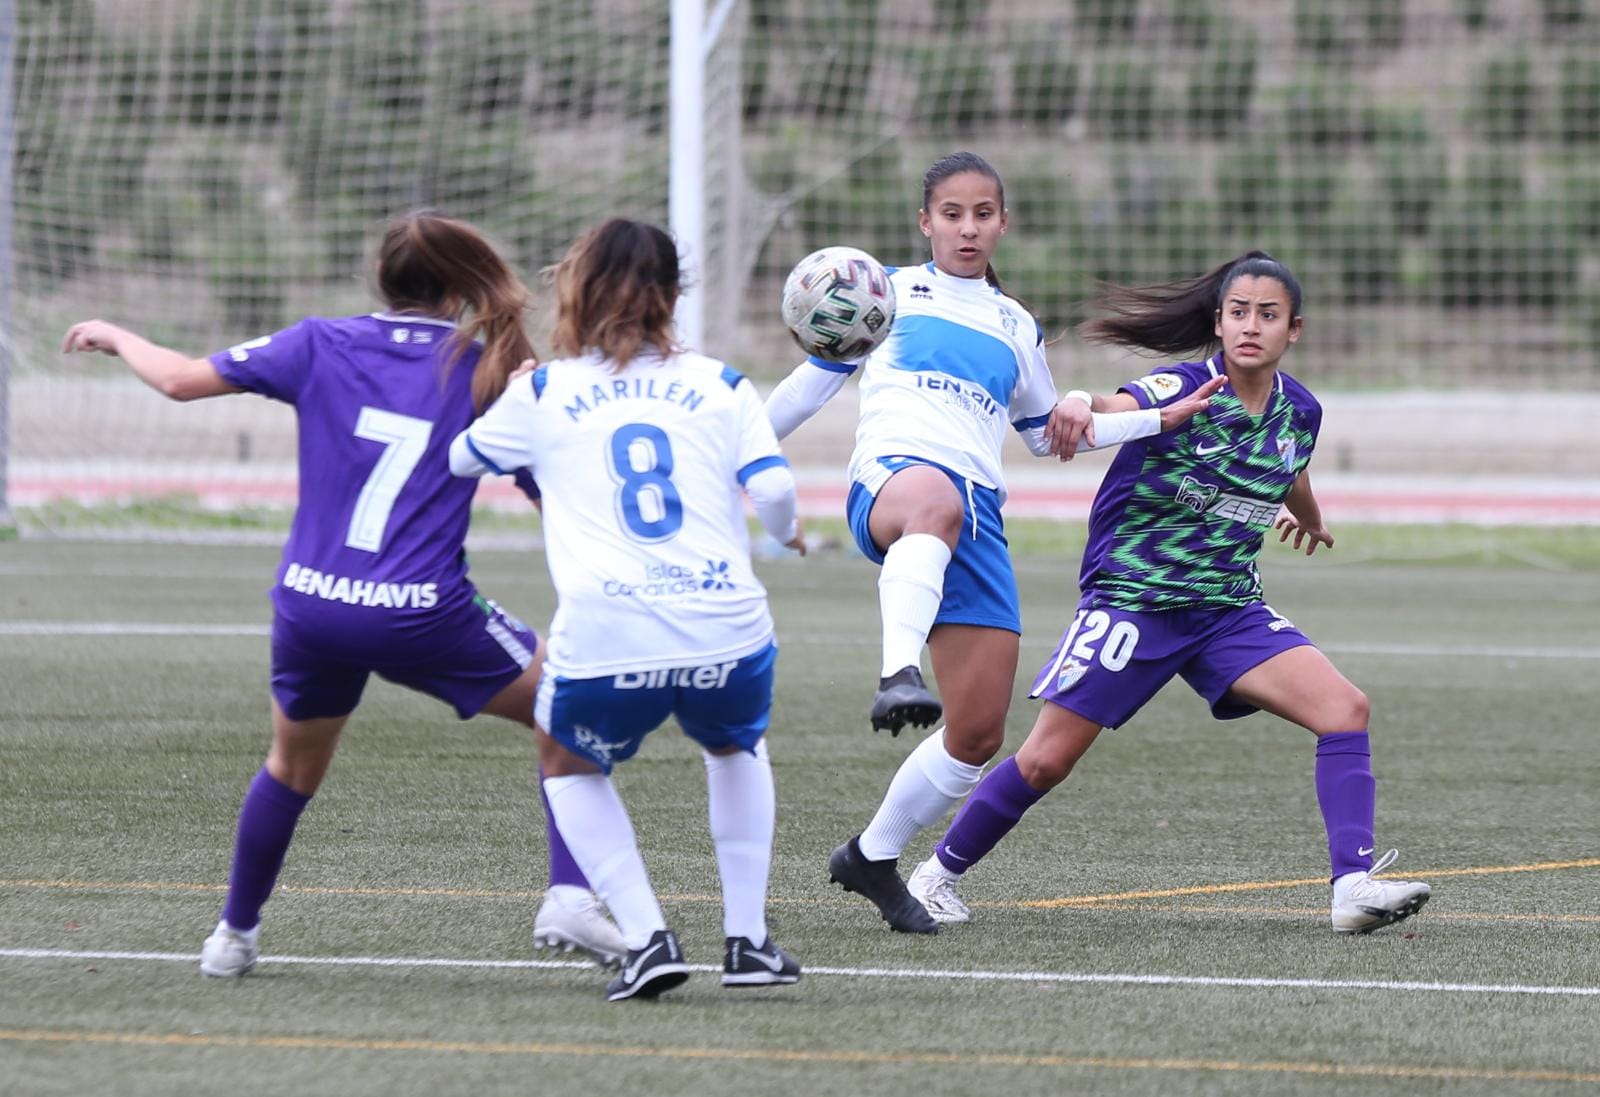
210,314,480,607
818,262,1057,500
1080,357,1323,609
457,351,785,679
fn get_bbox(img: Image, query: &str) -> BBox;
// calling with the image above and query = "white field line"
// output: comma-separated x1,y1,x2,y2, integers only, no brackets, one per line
2,622,1599,661
4,947,1599,999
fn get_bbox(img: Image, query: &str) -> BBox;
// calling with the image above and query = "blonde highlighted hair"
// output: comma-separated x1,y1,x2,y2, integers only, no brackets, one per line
548,218,681,368
374,210,534,411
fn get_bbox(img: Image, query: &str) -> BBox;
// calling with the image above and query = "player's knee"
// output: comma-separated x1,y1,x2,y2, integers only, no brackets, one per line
1315,686,1369,734
945,721,1004,766
1016,749,1073,791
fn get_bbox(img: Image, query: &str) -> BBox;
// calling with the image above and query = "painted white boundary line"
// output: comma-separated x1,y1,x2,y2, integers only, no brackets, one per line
4,948,1599,998
3,622,1599,661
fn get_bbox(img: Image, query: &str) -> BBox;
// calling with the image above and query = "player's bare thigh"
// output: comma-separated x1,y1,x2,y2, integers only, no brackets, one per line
867,465,964,552
1014,701,1104,791
479,659,542,729
929,623,1018,765
1226,645,1370,735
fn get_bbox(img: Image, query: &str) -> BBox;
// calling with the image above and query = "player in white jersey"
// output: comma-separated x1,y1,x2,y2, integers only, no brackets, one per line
451,218,806,1001
765,152,1222,933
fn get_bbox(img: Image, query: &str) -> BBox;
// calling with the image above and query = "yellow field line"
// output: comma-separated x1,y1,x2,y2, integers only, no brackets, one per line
1,1027,1595,1083
1015,858,1600,909
4,857,1596,916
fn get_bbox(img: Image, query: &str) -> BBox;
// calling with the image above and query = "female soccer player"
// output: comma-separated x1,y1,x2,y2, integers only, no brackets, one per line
764,151,1222,934
908,251,1432,934
61,211,626,978
450,218,806,1001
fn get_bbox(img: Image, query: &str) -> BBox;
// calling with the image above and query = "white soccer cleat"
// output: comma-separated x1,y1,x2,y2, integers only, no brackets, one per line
1331,849,1432,934
907,856,972,924
199,920,259,978
534,885,627,969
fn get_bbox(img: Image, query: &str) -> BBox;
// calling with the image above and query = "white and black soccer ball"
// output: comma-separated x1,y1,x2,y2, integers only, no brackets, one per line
781,246,896,362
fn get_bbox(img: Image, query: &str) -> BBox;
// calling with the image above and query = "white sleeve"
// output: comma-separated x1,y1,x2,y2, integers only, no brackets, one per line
733,374,799,542
743,464,799,545
1009,329,1059,456
764,358,854,441
449,373,540,478
1078,408,1162,451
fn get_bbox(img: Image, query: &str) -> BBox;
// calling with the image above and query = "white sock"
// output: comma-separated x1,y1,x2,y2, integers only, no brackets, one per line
878,533,951,678
857,728,985,861
703,740,775,943
542,773,665,949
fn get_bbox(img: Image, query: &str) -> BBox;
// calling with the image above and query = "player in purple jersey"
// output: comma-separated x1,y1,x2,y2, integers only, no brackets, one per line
909,252,1432,935
61,211,626,977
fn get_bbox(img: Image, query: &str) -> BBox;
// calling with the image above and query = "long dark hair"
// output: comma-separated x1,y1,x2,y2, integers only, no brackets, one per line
548,218,681,369
921,151,1010,293
374,210,534,411
1077,250,1304,358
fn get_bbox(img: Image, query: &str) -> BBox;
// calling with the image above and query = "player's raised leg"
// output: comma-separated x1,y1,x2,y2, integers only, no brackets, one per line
865,466,961,733
1229,645,1431,933
201,701,346,978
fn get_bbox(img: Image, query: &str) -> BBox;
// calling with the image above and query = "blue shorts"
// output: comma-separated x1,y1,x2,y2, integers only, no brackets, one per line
535,643,777,774
1029,599,1314,728
846,457,1021,634
270,591,537,722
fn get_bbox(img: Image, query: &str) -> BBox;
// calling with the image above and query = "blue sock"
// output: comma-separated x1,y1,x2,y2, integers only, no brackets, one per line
220,768,311,931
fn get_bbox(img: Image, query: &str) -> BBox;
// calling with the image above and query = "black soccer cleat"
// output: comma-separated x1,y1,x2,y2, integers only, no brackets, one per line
605,928,691,1002
870,666,942,736
722,935,802,987
827,836,939,934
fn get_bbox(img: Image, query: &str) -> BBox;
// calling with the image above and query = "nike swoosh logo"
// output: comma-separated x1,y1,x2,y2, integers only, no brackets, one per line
743,947,787,972
1357,846,1375,857
1195,441,1230,456
943,849,970,864
623,941,663,982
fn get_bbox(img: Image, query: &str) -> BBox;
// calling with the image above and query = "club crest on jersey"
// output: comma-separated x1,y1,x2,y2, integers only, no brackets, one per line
998,306,1019,337
1176,475,1219,513
1132,373,1185,404
1276,434,1298,471
1056,657,1090,692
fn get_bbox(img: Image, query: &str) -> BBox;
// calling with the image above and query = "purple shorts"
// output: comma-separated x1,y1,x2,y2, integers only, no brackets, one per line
1029,599,1313,728
269,590,539,722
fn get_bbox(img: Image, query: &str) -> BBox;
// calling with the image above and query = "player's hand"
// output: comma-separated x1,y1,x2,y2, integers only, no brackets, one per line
785,518,808,557
1275,513,1334,555
61,320,129,357
1159,375,1228,432
1044,394,1095,460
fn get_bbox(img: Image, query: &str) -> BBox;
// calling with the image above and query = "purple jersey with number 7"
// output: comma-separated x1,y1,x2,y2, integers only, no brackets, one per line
210,313,483,618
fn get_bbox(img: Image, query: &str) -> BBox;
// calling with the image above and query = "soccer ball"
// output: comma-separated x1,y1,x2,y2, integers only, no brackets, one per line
781,246,896,362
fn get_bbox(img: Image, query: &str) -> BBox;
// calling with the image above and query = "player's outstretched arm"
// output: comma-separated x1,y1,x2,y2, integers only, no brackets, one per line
764,359,852,441
62,319,237,401
1275,471,1333,555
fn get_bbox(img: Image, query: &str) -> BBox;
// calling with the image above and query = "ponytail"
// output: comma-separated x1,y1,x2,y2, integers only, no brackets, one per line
375,210,535,412
1077,250,1304,358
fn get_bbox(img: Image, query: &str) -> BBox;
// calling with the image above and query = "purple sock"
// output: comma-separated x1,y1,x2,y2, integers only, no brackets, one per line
934,756,1047,875
541,772,589,889
220,768,311,931
1315,731,1377,883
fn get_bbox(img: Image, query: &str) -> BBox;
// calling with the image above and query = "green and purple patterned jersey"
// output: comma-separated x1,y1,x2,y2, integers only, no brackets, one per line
1080,357,1322,609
